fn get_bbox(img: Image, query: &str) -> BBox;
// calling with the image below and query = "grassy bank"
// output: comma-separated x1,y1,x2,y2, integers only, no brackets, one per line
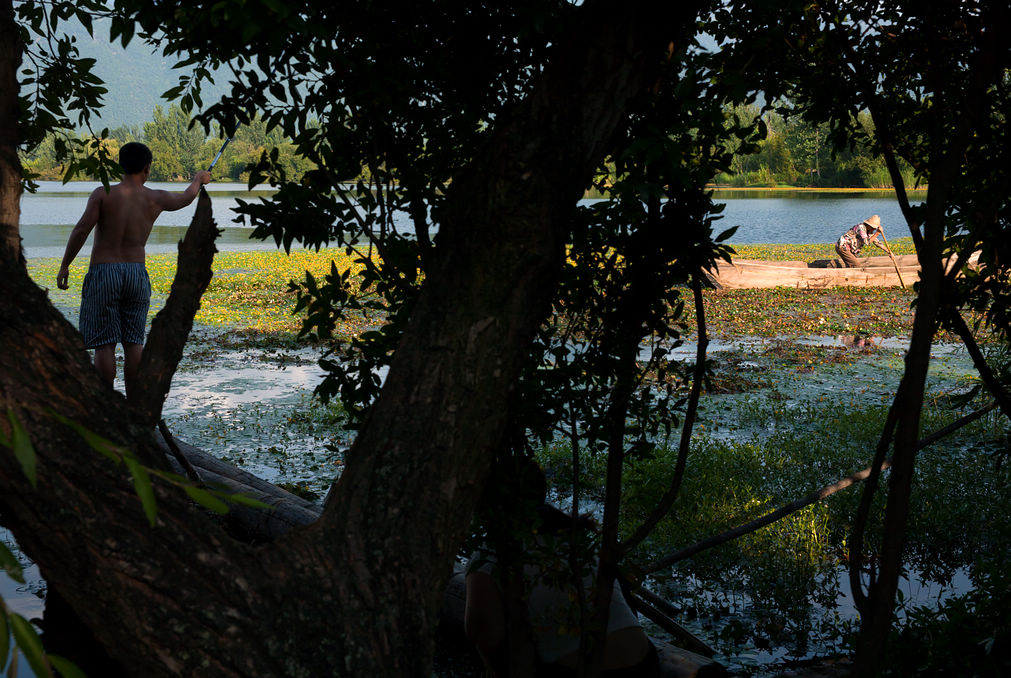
731,238,916,261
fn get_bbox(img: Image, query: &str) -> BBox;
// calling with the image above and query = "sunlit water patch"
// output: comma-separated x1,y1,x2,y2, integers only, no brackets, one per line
161,344,348,498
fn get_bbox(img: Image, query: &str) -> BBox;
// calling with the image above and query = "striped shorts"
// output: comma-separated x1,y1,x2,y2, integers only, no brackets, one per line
79,263,151,349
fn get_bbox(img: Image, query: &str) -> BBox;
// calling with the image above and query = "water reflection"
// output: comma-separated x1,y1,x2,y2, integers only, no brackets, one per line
656,556,978,674
837,334,878,349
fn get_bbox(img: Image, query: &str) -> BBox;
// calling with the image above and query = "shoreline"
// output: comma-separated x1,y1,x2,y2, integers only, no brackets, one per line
706,185,927,193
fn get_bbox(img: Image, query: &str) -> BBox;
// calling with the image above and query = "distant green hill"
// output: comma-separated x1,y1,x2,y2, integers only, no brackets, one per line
64,19,228,130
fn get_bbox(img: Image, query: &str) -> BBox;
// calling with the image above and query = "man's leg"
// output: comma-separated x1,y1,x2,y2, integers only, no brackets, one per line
93,344,116,386
835,244,861,268
123,342,144,397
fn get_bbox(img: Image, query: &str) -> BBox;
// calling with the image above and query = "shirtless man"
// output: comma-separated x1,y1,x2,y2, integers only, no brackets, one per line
57,142,211,395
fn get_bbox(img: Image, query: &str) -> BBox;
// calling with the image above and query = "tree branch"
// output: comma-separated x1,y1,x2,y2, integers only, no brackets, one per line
130,188,220,427
621,270,708,554
0,0,24,262
947,309,1011,420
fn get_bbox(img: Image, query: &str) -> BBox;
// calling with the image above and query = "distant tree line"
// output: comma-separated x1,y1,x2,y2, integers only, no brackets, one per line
20,103,316,183
23,100,912,191
713,102,918,189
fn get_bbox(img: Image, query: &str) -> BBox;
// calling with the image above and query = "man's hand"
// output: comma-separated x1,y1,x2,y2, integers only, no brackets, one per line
57,266,70,290
194,170,212,185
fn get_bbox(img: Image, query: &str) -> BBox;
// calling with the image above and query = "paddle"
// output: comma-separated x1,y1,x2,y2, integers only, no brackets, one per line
207,137,232,171
878,230,906,289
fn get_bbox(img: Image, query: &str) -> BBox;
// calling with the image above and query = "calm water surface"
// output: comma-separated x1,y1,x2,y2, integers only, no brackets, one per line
19,181,282,259
18,183,920,258
710,189,922,244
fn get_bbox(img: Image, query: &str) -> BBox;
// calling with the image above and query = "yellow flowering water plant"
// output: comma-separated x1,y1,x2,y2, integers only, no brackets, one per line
27,248,376,339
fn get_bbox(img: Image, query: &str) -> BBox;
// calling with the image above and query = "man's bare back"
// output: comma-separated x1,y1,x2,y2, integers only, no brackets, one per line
57,141,211,394
57,164,210,287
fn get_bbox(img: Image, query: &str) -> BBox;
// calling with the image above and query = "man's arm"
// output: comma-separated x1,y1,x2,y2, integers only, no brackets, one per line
154,170,212,212
57,188,104,289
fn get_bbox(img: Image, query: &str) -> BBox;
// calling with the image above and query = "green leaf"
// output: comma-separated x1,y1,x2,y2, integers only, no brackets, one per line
183,486,229,514
0,540,25,584
75,10,94,37
117,21,135,48
9,613,49,678
48,654,89,678
221,492,272,510
7,410,37,488
51,413,125,464
125,458,157,527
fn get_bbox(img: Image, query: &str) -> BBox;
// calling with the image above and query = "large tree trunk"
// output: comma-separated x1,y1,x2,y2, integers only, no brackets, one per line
0,0,22,259
0,2,696,675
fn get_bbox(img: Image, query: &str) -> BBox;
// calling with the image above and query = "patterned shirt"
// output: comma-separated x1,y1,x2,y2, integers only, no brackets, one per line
837,222,877,254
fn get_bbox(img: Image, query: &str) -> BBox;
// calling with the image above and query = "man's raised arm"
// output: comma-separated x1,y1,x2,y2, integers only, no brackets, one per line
156,170,212,212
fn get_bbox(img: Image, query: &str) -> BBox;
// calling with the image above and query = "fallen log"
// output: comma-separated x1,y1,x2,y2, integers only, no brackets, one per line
155,434,320,541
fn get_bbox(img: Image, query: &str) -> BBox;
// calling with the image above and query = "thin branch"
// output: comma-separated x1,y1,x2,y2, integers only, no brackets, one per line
625,585,717,658
640,401,996,576
158,419,201,483
847,402,899,615
947,310,1011,420
621,270,708,554
130,188,219,428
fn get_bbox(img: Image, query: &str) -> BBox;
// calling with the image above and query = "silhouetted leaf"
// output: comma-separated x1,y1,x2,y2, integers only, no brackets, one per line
6,409,37,488
125,458,157,527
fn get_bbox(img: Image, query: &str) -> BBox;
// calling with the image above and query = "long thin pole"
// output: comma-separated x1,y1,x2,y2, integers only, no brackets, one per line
879,231,906,288
207,137,232,171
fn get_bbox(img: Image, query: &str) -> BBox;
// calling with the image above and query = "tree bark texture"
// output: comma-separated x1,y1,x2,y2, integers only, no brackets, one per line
0,2,699,675
318,3,697,672
0,0,23,261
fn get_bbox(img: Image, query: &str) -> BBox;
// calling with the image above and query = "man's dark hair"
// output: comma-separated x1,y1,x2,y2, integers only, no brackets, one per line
119,142,153,175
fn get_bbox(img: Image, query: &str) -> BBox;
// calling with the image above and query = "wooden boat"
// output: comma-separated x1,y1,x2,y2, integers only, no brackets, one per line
706,252,977,290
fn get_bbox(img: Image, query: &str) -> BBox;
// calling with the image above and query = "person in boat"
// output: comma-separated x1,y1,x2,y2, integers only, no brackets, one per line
465,459,659,677
835,214,886,267
57,142,211,395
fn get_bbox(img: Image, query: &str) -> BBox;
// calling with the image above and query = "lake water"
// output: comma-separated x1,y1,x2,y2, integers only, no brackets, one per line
709,189,921,244
18,181,284,259
17,182,920,258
